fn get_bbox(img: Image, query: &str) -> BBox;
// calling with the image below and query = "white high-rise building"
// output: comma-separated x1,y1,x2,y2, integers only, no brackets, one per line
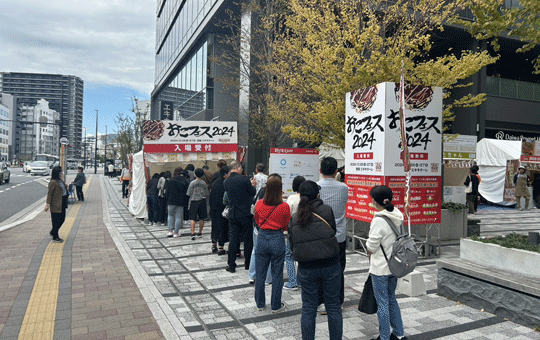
0,102,9,160
19,99,60,159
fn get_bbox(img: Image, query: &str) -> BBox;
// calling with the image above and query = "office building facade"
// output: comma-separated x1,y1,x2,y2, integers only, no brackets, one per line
19,99,60,159
0,102,8,161
151,1,245,137
0,72,84,159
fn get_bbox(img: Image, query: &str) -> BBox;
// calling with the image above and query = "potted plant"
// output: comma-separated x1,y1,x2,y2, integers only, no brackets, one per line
440,201,468,240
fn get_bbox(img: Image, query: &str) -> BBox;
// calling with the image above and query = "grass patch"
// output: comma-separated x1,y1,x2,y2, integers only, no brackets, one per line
470,233,540,253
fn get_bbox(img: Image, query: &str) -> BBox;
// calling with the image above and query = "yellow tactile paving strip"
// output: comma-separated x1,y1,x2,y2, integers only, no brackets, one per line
18,176,92,340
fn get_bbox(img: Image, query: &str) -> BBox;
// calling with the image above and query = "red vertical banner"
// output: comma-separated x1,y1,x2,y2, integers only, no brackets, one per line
345,174,383,221
384,176,441,224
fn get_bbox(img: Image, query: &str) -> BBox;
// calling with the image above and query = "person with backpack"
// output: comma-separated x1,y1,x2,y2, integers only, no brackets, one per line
366,185,407,340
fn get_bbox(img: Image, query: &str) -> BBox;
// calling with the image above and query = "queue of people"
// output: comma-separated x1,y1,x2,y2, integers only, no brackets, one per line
133,157,409,340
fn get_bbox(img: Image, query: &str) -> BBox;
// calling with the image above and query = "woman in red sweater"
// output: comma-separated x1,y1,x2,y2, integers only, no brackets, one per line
253,174,291,312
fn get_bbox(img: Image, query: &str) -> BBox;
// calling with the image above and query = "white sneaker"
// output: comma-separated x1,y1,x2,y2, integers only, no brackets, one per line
167,231,173,237
318,304,327,315
173,233,180,238
272,302,285,313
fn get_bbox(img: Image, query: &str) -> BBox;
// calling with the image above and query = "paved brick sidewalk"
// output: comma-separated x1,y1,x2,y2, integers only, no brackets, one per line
0,174,164,340
100,176,540,340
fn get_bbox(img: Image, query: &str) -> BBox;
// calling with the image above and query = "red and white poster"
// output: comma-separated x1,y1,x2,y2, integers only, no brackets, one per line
345,82,442,224
521,140,540,163
269,148,320,197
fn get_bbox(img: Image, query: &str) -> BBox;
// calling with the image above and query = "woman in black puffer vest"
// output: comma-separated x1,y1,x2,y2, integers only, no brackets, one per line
289,180,342,340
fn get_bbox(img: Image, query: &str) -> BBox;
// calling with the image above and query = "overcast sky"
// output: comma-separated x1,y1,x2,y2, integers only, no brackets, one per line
0,0,156,133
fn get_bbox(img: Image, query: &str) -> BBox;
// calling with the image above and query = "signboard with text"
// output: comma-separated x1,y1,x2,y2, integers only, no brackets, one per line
344,82,442,224
521,140,540,163
268,148,320,197
443,134,477,160
143,120,238,145
160,101,174,120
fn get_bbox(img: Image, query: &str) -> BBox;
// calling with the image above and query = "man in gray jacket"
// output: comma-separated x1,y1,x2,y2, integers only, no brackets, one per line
72,167,86,202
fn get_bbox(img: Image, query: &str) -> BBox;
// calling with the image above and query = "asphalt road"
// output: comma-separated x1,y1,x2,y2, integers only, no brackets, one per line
0,167,50,224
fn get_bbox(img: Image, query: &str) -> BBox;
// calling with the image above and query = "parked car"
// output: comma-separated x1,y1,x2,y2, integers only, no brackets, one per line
31,161,51,176
0,162,10,184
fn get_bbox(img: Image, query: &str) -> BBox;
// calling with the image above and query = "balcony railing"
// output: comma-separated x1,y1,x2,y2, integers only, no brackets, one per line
485,76,540,103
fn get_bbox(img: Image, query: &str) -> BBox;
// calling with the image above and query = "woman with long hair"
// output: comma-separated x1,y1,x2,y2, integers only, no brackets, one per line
283,175,306,290
366,185,407,340
45,166,69,242
289,180,342,339
253,174,290,313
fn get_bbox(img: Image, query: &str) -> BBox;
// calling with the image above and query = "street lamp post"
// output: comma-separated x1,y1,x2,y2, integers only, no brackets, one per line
94,110,98,174
83,127,87,169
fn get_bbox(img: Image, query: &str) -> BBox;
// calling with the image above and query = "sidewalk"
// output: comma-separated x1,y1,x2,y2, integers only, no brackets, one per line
0,174,164,340
0,174,539,339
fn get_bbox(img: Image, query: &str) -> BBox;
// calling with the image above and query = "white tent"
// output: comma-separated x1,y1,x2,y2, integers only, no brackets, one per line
128,150,148,219
476,138,522,204
319,143,345,168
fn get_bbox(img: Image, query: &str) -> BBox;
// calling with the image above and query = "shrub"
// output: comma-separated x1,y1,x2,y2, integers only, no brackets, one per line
471,233,540,253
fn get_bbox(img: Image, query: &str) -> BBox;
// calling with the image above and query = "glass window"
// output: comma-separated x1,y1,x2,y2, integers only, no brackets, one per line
500,78,517,98
518,81,534,101
197,47,203,91
485,77,499,96
202,42,207,89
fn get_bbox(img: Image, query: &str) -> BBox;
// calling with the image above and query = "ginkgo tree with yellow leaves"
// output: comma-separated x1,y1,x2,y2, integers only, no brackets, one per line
455,0,540,74
265,0,498,149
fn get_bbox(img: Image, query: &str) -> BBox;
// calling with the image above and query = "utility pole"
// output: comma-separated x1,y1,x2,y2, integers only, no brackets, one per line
94,110,98,174
83,127,87,169
105,125,108,161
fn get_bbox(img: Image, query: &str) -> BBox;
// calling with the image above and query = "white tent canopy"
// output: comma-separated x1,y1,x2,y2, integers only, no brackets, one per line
319,143,345,168
476,139,522,204
128,150,148,219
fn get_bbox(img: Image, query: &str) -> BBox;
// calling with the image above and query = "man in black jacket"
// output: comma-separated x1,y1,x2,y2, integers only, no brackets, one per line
165,167,189,237
223,161,256,272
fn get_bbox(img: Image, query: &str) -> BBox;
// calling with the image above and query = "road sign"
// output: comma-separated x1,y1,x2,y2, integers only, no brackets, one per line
60,137,69,145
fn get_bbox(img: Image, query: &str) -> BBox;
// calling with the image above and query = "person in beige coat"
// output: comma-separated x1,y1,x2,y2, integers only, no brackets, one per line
366,185,407,340
45,166,68,243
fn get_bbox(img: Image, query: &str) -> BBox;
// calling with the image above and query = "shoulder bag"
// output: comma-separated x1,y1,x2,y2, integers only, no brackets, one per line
465,175,473,193
312,212,340,257
255,203,279,229
358,274,378,314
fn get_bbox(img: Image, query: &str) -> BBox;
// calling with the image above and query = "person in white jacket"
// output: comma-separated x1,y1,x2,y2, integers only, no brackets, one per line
366,185,407,340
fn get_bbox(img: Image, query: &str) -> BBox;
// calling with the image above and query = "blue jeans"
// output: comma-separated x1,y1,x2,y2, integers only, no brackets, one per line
298,262,342,340
371,274,404,340
284,238,298,287
167,205,183,233
249,227,272,283
254,229,285,310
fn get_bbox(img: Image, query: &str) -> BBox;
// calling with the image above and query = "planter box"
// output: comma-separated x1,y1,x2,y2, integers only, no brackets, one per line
461,238,540,279
439,209,467,241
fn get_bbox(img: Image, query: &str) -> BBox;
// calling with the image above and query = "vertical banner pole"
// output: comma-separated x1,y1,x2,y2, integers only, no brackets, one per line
399,61,412,235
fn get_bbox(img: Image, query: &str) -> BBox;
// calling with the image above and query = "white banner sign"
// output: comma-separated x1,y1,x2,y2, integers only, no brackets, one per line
143,120,238,145
268,148,320,197
345,82,442,176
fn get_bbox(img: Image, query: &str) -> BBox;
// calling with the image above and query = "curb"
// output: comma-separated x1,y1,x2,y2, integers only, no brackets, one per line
0,196,47,233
